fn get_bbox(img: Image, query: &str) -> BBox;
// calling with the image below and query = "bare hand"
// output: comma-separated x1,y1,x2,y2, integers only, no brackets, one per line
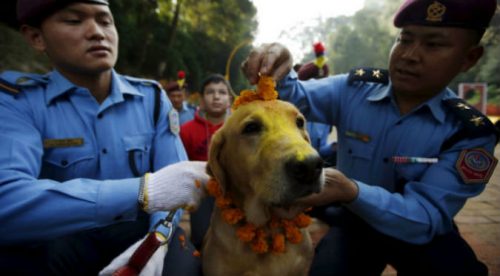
241,43,293,84
298,168,359,206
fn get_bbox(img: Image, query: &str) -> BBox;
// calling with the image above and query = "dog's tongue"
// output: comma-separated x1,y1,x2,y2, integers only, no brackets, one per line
271,205,306,220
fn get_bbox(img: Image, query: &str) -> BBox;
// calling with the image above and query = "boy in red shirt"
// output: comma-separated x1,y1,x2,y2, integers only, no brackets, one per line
180,74,232,161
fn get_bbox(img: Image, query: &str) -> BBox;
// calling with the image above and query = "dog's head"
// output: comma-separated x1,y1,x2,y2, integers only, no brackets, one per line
207,100,323,221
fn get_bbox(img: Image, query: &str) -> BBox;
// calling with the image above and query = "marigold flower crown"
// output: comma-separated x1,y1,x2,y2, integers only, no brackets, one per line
232,76,278,111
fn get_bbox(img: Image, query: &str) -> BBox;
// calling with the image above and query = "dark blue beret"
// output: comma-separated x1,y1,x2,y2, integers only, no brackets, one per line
394,0,497,31
17,0,108,25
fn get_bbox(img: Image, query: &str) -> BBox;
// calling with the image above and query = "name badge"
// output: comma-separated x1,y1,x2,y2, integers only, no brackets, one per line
345,130,371,143
43,138,84,148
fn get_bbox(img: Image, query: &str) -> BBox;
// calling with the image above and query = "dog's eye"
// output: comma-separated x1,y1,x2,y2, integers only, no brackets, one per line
242,121,262,135
296,117,305,129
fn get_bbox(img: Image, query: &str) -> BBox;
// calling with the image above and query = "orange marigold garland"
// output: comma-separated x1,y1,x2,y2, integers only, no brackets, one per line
205,178,312,254
271,233,286,254
232,76,279,111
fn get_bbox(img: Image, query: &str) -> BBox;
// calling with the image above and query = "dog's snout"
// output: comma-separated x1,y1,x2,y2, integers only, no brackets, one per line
285,155,323,184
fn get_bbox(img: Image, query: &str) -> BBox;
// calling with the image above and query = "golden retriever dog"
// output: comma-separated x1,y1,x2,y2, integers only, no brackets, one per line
202,99,324,276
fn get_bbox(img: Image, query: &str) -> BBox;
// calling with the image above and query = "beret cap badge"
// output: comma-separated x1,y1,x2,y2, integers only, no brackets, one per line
426,1,446,22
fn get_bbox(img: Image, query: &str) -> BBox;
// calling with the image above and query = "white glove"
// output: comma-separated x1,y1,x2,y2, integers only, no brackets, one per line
142,161,208,213
99,234,167,276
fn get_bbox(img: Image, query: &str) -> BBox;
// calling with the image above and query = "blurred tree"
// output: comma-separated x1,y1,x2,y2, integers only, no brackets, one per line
290,0,499,98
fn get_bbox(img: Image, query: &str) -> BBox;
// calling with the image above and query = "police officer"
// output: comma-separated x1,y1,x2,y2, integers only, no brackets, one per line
0,1,207,275
165,80,196,126
242,0,498,274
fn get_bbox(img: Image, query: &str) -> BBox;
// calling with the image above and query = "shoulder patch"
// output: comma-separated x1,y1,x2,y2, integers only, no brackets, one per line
0,77,20,95
456,148,497,184
444,98,499,142
169,109,180,135
347,67,389,85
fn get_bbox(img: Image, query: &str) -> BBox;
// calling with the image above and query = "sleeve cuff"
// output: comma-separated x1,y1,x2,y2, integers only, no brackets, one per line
95,178,141,226
344,180,383,216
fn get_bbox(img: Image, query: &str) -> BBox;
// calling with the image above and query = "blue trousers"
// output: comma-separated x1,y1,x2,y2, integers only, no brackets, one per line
310,207,488,276
0,214,201,275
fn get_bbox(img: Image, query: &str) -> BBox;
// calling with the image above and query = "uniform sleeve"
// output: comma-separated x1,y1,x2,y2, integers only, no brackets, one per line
346,134,496,244
277,70,347,126
0,94,141,245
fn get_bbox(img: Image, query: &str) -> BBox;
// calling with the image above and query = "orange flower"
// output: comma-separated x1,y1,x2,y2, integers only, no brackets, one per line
192,250,201,257
215,195,232,208
284,225,302,244
271,233,286,254
251,229,269,254
293,213,312,228
232,76,278,110
206,179,222,197
257,76,278,101
222,208,245,225
236,223,257,242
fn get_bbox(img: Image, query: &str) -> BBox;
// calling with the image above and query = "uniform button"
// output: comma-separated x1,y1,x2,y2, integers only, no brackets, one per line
102,148,108,154
396,121,402,125
383,158,389,163
114,215,123,221
348,149,352,154
61,160,68,166
97,114,103,119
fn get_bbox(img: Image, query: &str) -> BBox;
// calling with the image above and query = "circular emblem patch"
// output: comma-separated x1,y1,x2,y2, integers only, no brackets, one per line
464,151,492,172
456,148,498,184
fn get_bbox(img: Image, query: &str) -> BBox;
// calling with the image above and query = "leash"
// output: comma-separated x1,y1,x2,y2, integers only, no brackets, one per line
112,210,180,276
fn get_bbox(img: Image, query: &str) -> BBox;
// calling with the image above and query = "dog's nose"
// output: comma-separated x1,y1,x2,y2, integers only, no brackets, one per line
285,155,323,184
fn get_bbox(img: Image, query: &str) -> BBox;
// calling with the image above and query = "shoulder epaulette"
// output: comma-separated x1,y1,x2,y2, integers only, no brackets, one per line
0,77,20,95
347,67,389,85
442,98,499,148
1,71,49,87
123,76,161,88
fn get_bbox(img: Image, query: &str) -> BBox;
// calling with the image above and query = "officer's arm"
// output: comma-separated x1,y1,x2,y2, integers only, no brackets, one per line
345,134,496,244
0,93,141,245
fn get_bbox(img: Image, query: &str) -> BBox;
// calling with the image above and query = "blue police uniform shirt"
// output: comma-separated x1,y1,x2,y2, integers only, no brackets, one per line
278,70,496,244
307,121,335,158
179,101,196,125
0,69,188,245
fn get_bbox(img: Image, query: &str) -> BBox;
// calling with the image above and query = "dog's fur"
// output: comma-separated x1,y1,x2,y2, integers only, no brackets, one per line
202,100,323,276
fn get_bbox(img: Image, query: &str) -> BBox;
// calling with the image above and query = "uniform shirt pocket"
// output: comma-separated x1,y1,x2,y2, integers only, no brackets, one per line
345,139,375,173
41,147,96,181
122,133,154,176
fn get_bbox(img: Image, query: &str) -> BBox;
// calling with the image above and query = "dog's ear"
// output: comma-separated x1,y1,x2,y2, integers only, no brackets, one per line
207,130,227,192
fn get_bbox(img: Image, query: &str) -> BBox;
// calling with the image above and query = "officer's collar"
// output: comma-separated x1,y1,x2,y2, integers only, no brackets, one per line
45,69,142,105
367,83,447,124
